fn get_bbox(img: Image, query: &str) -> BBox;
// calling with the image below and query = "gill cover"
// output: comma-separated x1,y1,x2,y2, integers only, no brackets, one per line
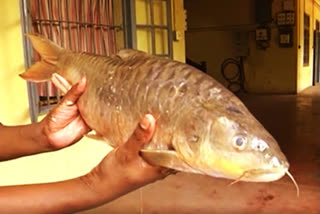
20,34,62,82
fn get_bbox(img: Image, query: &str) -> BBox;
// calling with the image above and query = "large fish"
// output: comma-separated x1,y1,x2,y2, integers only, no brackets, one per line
20,35,298,194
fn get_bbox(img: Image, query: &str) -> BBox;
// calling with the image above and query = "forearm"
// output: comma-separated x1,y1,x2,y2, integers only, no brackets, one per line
0,114,167,214
0,178,99,214
0,122,51,161
0,171,144,214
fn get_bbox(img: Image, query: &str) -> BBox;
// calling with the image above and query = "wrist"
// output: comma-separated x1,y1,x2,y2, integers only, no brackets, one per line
78,167,111,206
79,163,137,205
28,120,55,152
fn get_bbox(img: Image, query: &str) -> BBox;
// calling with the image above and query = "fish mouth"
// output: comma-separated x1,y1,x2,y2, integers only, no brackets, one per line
229,168,300,197
237,168,287,182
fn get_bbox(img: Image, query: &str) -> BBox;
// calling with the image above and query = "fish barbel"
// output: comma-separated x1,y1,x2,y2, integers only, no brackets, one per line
20,35,298,194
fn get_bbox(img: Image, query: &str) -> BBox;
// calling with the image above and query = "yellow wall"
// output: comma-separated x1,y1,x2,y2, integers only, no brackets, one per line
0,0,29,125
297,0,319,92
185,0,319,93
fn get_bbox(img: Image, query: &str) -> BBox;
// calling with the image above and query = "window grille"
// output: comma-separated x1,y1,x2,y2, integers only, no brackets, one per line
20,0,173,122
20,0,124,122
303,13,310,66
134,0,173,58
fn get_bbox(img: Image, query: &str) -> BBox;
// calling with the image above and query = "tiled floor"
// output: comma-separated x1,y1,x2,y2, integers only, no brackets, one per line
80,86,320,214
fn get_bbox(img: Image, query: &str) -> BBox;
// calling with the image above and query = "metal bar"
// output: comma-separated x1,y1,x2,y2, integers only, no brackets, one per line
46,0,55,106
122,0,137,49
150,0,156,55
79,0,83,51
40,1,50,108
20,0,39,122
56,0,61,105
313,32,320,84
45,85,50,108
110,0,117,53
32,19,122,29
166,0,173,59
99,0,106,55
37,0,43,34
83,0,88,52
47,0,54,39
76,0,81,52
155,54,170,57
136,24,168,29
91,0,96,53
66,0,73,50
103,0,108,54
31,19,122,29
106,0,110,54
86,1,89,52
58,0,64,47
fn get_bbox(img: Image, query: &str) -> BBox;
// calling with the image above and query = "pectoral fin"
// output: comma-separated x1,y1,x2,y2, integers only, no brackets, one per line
85,131,116,148
140,149,194,173
19,61,55,82
85,133,104,141
20,34,63,82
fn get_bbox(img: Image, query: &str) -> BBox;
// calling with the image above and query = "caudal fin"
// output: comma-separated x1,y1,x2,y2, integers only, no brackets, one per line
20,34,63,82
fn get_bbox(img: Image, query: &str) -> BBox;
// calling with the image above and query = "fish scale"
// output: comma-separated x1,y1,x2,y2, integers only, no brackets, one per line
20,35,300,196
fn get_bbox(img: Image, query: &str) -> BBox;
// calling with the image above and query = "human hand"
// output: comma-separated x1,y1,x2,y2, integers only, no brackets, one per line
0,115,173,214
81,114,173,203
40,74,91,149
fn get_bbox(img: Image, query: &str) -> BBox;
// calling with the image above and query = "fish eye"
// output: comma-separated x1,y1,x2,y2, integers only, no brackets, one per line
233,136,247,150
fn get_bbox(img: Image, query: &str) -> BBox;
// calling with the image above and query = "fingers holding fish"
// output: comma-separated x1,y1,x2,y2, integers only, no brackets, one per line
115,114,171,182
41,78,90,149
50,80,84,124
115,114,156,167
122,114,156,154
51,73,72,94
52,76,87,110
86,116,171,198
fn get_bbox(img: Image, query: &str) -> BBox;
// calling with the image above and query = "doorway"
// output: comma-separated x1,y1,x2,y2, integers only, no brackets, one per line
313,31,320,85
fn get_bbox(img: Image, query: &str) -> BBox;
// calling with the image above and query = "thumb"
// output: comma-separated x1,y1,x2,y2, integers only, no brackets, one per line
123,114,156,153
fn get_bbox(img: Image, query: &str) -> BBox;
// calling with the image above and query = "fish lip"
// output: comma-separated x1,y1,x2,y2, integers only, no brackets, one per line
240,167,287,182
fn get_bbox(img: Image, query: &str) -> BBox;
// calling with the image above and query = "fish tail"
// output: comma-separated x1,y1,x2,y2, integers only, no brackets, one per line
20,34,63,82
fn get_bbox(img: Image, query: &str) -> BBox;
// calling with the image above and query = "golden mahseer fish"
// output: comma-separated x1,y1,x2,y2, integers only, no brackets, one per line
20,34,298,195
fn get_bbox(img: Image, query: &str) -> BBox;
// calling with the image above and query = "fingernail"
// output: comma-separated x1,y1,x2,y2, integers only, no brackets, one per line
139,118,149,130
66,100,73,106
140,114,153,130
50,115,56,122
54,73,64,82
78,77,87,90
52,73,57,79
80,76,86,85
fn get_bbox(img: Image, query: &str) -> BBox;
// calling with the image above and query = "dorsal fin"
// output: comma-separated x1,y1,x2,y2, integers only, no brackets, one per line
117,49,151,60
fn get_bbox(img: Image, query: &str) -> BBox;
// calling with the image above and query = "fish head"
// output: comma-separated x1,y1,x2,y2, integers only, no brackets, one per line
172,103,289,183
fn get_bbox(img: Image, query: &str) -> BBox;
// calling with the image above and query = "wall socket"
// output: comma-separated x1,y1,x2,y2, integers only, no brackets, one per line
173,30,182,41
256,28,269,41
